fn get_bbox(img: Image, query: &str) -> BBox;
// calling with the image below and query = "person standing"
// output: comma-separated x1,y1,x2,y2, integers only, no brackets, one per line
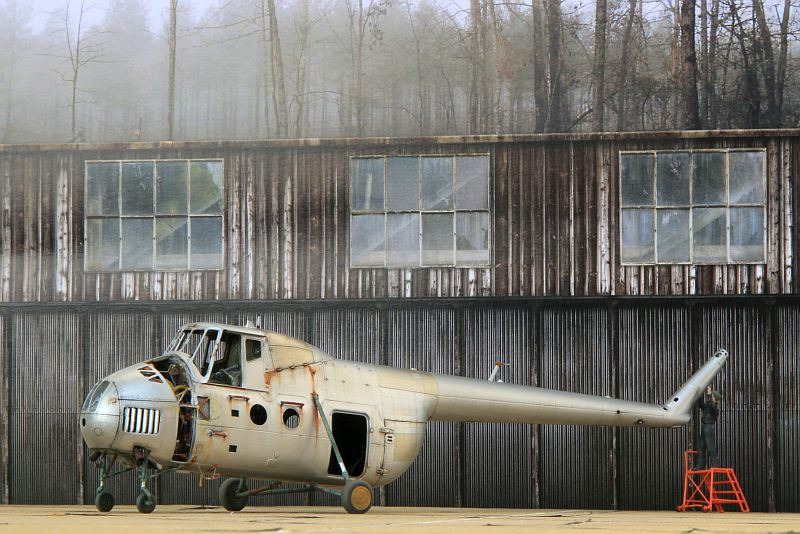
698,384,721,469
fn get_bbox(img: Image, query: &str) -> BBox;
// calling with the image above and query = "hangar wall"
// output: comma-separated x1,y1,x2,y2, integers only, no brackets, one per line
0,296,796,512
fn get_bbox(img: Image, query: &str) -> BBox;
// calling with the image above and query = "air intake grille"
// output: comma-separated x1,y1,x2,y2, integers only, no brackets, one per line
122,407,161,435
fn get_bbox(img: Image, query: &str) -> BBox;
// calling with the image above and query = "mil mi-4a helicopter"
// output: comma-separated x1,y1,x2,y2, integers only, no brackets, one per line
80,322,728,514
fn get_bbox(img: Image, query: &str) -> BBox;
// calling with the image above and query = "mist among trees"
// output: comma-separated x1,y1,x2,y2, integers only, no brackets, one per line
0,0,798,144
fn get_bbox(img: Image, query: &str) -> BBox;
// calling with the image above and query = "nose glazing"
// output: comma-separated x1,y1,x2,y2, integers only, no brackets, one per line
80,380,120,450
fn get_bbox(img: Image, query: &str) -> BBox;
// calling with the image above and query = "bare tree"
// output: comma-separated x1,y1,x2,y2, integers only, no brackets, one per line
681,0,701,129
531,0,547,132
345,0,388,136
469,0,481,133
167,0,178,140
616,0,636,131
544,0,564,132
268,0,289,137
776,0,791,117
293,0,311,137
592,0,608,131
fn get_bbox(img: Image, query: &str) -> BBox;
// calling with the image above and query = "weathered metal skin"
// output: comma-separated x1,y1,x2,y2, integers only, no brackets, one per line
80,322,728,495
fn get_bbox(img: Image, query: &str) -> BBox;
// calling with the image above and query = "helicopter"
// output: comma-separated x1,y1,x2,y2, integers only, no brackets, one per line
80,321,728,514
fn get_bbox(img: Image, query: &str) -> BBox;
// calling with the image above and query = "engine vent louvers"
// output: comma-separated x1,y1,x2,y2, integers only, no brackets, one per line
122,407,161,435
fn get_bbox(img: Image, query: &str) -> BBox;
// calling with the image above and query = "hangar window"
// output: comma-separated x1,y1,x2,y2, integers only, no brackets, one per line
619,150,766,265
350,155,490,268
85,159,224,271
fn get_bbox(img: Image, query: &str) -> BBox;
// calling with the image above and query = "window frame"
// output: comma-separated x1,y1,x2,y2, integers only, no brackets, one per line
618,148,767,266
349,154,492,269
83,158,225,272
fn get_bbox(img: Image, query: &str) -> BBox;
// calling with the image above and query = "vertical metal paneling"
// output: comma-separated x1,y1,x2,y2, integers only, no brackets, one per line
776,305,799,511
699,305,771,512
539,306,613,509
0,313,7,503
617,305,689,510
309,308,381,365
384,307,457,507
461,306,532,508
10,313,82,504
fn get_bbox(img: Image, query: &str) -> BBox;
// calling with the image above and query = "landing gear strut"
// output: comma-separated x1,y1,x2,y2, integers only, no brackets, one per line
135,448,157,514
219,478,249,511
94,453,115,512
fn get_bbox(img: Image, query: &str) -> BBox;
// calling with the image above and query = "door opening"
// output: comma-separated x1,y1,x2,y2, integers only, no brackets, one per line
327,412,368,478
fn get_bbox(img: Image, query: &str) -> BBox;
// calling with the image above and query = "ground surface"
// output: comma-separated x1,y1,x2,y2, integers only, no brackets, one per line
0,505,798,534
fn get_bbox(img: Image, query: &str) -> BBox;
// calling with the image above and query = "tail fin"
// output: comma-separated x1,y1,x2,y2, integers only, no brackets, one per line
662,349,728,419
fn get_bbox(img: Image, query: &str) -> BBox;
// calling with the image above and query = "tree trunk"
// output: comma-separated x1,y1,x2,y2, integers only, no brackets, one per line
669,0,680,128
708,0,718,127
699,0,708,123
258,0,272,138
729,1,760,128
776,0,791,117
591,0,607,131
753,0,777,127
268,0,289,137
294,0,309,137
681,0,701,129
488,0,502,133
616,0,636,131
167,0,177,140
532,0,548,133
544,0,563,132
469,0,481,133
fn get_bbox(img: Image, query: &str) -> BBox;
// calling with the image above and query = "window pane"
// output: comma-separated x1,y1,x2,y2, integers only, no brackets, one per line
86,162,119,216
156,161,188,214
730,207,764,262
190,161,223,214
386,157,418,210
422,213,453,265
422,157,453,210
620,209,654,263
620,154,654,206
190,217,223,269
729,152,765,204
656,209,689,262
351,214,385,267
351,158,384,211
455,156,489,209
120,218,153,269
692,152,725,204
387,213,419,267
456,212,490,265
121,162,154,215
86,218,119,270
693,207,726,262
156,217,188,269
656,153,689,205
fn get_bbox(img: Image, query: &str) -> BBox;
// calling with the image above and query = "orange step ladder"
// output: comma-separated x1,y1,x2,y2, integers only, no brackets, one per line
677,450,750,512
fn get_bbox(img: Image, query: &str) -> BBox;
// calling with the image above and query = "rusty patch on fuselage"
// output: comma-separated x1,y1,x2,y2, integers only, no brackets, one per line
265,369,277,387
307,365,320,436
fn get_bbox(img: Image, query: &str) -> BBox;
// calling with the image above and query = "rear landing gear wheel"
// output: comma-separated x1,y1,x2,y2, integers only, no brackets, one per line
95,491,114,512
219,478,248,512
341,480,373,514
136,492,156,514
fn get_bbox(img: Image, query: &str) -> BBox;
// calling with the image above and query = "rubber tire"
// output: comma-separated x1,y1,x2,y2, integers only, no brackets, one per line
95,491,114,512
341,480,373,514
136,492,156,514
219,478,248,512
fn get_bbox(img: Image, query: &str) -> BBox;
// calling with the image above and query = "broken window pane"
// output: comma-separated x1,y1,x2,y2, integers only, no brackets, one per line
386,157,418,210
387,213,419,267
86,162,119,216
120,218,153,270
422,157,453,210
730,207,764,262
620,209,654,263
729,152,765,205
691,152,725,204
620,154,654,206
656,153,689,205
190,161,223,215
456,212,490,265
351,214,385,267
693,207,726,262
455,156,489,209
121,162,154,215
190,217,223,269
156,161,188,215
656,209,690,262
422,213,453,265
351,158,384,211
86,218,119,270
156,217,188,269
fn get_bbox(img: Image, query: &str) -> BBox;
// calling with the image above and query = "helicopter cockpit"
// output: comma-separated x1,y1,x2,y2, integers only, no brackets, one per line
166,326,245,387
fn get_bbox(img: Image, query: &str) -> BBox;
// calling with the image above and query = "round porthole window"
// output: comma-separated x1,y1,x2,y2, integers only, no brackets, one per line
250,404,267,426
282,407,300,429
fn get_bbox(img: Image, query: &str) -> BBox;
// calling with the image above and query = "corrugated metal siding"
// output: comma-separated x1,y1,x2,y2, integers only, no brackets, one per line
0,132,797,303
461,306,533,508
617,305,689,510
539,307,613,509
0,314,8,504
775,305,798,512
384,308,457,507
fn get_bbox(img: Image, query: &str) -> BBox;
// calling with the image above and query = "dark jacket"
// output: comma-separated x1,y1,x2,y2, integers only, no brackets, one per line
698,393,719,424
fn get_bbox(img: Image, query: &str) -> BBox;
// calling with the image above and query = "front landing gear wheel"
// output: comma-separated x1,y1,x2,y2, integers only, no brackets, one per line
219,478,248,511
341,480,373,514
95,491,114,512
136,492,156,514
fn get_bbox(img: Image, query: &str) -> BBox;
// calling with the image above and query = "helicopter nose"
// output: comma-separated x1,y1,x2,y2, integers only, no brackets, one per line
80,380,120,450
